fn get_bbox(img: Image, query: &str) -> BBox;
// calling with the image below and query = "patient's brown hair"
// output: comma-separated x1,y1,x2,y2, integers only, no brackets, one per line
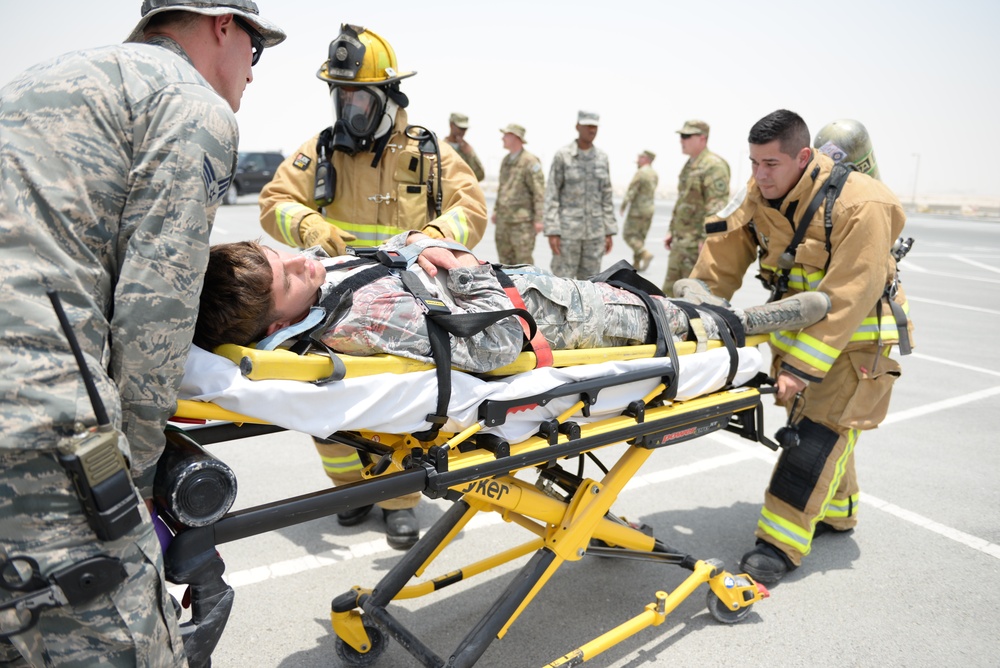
194,241,275,351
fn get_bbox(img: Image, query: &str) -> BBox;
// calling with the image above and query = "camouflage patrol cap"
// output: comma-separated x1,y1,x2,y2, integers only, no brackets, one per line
641,150,656,161
126,0,286,47
450,112,470,129
677,120,710,136
499,123,527,142
577,110,600,126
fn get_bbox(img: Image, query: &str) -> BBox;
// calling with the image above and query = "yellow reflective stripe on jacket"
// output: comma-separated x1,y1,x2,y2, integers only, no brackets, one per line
431,207,472,246
770,330,839,373
761,263,824,292
758,508,812,555
849,299,909,344
275,202,317,247
335,220,410,247
321,452,363,474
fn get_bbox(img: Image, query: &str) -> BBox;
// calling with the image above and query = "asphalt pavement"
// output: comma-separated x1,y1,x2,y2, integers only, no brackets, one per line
190,199,1000,667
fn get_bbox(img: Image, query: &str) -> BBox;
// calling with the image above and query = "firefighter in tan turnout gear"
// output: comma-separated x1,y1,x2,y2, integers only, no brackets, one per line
259,24,487,549
683,109,912,583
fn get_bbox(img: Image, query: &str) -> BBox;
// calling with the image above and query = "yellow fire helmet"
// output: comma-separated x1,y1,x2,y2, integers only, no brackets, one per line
317,24,416,86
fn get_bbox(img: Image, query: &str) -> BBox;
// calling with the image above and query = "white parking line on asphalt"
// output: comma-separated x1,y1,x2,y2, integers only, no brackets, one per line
861,494,1000,559
950,254,1000,274
908,352,1000,378
906,296,1000,316
881,385,1000,425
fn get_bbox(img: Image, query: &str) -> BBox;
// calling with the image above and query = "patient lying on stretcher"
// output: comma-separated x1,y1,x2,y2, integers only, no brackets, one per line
194,232,830,373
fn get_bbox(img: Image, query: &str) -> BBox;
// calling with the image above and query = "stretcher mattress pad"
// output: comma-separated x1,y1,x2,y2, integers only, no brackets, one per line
178,345,764,443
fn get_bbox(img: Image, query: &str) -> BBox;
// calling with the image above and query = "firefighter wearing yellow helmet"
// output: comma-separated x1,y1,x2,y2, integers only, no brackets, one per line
259,24,487,549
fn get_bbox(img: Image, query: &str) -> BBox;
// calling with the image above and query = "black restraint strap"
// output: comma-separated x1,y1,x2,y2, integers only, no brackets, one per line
590,260,665,297
692,304,744,388
588,260,681,398
396,270,536,442
665,299,704,345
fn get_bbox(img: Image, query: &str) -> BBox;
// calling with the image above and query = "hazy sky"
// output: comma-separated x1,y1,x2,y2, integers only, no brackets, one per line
3,0,998,203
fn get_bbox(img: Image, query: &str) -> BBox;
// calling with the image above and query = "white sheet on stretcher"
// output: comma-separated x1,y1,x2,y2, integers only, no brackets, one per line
179,346,763,444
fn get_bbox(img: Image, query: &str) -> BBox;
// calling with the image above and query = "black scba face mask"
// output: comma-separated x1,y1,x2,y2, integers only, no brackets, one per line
330,86,385,155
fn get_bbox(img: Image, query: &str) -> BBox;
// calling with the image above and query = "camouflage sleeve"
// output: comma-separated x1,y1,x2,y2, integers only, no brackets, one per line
430,142,488,249
601,156,616,236
623,173,639,207
542,152,565,235
464,146,486,182
110,82,238,494
701,158,731,219
529,157,546,225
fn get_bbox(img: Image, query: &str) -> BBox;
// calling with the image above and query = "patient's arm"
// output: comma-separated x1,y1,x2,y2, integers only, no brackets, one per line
403,232,480,277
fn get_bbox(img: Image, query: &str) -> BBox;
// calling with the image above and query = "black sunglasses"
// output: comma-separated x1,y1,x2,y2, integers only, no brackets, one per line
680,133,694,140
232,15,264,66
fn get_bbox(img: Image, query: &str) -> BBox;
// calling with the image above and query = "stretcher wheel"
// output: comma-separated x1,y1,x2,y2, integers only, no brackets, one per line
706,576,755,624
334,621,387,666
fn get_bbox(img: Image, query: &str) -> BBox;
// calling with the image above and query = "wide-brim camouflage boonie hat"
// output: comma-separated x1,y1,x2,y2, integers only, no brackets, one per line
126,0,286,47
499,123,527,142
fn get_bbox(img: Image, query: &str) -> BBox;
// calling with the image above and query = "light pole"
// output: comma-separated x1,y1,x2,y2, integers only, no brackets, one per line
911,153,921,208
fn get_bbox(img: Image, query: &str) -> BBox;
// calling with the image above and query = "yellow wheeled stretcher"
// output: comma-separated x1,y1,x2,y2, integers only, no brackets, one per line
164,336,775,668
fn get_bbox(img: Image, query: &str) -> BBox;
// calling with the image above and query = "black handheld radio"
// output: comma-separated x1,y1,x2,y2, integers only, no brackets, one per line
47,291,142,542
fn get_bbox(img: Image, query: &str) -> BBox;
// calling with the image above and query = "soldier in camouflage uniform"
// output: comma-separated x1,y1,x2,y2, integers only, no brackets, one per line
663,120,731,296
493,123,545,265
621,150,659,272
544,111,617,279
0,2,284,665
445,112,486,182
195,232,831,374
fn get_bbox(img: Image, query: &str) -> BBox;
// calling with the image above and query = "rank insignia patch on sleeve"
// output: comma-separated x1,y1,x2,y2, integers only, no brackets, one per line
202,155,232,205
293,153,312,170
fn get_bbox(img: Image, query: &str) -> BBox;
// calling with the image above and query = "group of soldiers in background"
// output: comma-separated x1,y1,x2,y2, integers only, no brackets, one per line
452,110,731,292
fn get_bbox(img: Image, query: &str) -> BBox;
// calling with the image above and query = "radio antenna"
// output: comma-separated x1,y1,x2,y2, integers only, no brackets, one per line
47,290,110,427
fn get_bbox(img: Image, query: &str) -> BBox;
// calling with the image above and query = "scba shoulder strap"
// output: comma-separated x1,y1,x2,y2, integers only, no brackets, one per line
770,163,856,302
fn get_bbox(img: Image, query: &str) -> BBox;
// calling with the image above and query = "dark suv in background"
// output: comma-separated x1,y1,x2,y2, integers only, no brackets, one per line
224,151,284,204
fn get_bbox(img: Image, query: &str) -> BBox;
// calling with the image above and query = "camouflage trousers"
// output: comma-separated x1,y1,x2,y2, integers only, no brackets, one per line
663,237,701,296
312,438,420,510
0,450,186,667
623,213,653,258
549,237,606,280
509,269,720,348
494,219,538,266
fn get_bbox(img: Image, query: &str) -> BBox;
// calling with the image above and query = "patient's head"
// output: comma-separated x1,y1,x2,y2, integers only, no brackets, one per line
195,241,325,350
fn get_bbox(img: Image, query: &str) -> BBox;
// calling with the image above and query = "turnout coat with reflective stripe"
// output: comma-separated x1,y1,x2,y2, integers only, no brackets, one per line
691,151,911,383
260,109,487,253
